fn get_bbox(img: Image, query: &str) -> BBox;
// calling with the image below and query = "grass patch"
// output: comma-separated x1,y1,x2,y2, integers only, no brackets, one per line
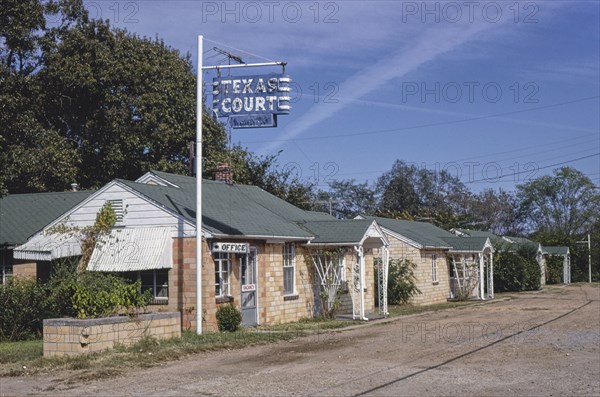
0,330,294,379
0,339,43,364
387,301,479,317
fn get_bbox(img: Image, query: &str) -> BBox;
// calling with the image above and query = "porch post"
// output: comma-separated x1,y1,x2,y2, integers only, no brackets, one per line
478,252,484,300
381,245,389,316
489,251,494,299
354,245,366,320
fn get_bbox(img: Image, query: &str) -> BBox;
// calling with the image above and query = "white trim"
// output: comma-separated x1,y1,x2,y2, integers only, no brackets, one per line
135,171,180,188
431,254,438,283
283,242,296,295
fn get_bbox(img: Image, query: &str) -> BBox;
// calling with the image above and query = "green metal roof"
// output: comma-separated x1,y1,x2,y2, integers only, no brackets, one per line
118,179,314,239
441,236,489,252
361,216,454,249
543,246,569,256
302,219,375,244
452,228,498,239
0,191,95,246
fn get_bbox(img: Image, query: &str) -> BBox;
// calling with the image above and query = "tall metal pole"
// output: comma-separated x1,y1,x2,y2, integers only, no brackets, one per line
588,233,592,283
196,35,203,335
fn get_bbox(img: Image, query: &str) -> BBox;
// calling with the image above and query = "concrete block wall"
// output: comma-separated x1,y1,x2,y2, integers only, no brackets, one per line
43,312,181,357
376,234,451,306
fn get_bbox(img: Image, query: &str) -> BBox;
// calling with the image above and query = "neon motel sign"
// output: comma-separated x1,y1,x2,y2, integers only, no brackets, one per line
212,74,291,128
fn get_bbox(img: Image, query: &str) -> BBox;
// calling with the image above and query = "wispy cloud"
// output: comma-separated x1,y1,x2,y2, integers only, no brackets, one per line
259,22,496,154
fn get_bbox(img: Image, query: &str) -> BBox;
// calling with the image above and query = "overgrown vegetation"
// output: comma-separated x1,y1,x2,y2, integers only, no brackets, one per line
545,256,564,285
376,258,421,306
0,203,152,340
493,247,541,292
0,278,53,341
216,304,242,332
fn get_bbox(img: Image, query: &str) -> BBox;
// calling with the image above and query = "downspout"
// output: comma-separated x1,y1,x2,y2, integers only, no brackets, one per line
354,245,367,321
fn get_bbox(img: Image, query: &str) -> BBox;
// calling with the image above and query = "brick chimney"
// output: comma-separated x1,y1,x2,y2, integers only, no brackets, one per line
215,162,233,185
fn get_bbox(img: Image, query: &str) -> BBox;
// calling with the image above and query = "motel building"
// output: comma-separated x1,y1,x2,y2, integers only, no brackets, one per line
6,170,390,331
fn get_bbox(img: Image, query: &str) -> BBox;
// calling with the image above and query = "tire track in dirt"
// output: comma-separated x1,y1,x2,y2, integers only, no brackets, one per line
347,299,593,397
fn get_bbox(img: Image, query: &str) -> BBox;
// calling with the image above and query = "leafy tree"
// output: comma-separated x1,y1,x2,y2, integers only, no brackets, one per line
468,188,524,236
517,167,600,236
310,179,377,219
375,160,473,229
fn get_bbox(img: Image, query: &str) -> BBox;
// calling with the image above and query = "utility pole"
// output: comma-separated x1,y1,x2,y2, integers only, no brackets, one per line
576,233,593,283
588,233,592,283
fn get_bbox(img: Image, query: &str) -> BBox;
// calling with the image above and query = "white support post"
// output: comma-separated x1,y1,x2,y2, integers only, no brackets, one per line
382,245,389,316
479,252,484,300
588,234,592,283
353,246,367,321
195,34,203,335
489,251,494,299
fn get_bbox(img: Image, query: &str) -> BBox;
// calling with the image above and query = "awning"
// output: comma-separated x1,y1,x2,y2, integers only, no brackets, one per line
87,227,172,272
13,232,82,261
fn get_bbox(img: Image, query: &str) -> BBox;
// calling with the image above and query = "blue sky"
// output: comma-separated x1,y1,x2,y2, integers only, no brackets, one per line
89,0,599,192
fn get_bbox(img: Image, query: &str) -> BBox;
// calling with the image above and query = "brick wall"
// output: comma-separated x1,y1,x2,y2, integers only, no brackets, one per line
376,234,451,306
168,238,378,331
43,312,181,357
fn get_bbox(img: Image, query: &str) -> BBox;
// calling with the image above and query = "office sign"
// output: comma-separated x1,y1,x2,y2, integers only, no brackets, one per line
212,73,291,128
212,242,249,254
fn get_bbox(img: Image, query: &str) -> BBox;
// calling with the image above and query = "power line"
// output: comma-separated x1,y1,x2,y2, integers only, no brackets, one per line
459,153,599,184
346,153,600,188
334,138,599,178
241,96,600,144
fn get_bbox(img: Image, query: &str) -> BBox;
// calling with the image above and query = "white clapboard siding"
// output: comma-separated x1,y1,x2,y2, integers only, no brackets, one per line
46,183,195,238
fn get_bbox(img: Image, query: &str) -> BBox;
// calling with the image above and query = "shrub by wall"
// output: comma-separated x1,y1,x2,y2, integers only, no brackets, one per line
0,277,52,341
493,248,541,292
376,258,421,306
216,304,242,332
545,255,564,284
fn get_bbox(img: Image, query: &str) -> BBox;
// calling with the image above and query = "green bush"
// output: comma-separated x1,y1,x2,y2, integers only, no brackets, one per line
71,273,153,319
494,248,541,292
545,256,564,284
46,258,79,317
216,304,242,332
0,277,53,341
376,258,421,306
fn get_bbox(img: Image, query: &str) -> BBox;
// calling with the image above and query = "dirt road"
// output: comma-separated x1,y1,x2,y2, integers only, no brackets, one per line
2,284,599,396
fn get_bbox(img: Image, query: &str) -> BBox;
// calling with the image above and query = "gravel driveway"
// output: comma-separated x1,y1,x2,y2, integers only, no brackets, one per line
2,284,599,396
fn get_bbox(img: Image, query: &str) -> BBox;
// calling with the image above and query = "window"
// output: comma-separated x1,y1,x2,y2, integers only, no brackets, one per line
214,252,230,297
0,250,12,285
432,254,438,283
140,269,169,303
283,243,295,295
241,248,257,286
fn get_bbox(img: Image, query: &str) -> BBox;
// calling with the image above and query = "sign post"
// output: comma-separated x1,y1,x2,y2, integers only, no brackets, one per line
196,35,289,335
196,35,203,335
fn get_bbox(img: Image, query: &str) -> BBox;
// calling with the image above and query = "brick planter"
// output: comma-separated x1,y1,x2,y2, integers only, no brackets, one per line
43,312,181,357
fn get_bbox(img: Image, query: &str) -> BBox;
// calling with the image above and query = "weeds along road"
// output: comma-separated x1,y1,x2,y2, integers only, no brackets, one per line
2,284,599,396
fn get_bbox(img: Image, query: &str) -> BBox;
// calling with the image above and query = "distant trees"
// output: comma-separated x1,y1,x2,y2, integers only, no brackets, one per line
517,167,600,237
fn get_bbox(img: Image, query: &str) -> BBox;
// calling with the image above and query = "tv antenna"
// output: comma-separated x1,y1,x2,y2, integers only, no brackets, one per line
213,47,244,64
